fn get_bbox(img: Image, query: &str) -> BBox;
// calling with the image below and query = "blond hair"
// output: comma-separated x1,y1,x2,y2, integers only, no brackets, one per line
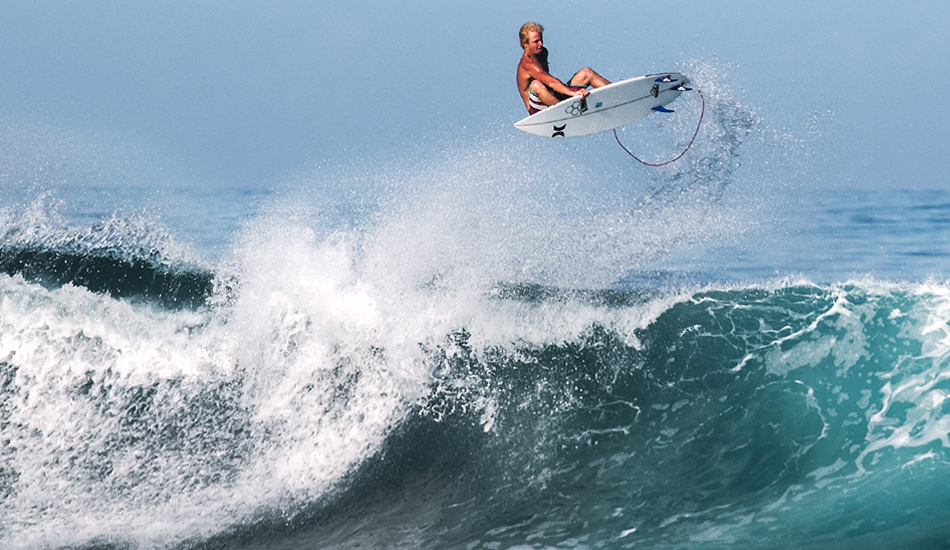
519,22,544,45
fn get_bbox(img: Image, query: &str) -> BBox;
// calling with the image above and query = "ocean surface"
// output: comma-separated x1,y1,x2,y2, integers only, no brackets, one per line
2,66,950,549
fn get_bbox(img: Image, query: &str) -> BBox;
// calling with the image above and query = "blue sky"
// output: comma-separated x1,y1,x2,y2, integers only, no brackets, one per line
1,1,948,190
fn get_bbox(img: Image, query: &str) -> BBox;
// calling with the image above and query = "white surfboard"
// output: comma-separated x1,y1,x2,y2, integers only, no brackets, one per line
514,73,689,138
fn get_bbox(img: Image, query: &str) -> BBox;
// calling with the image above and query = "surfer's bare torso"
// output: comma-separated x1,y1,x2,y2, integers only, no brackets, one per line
516,24,608,114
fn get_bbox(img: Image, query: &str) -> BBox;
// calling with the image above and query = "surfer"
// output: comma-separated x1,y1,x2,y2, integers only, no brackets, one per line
517,22,610,114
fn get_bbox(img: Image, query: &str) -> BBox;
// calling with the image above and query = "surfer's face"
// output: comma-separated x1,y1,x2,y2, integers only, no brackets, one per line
524,32,543,55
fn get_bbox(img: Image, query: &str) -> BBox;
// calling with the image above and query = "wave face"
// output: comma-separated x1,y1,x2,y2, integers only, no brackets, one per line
2,248,950,549
271,280,950,550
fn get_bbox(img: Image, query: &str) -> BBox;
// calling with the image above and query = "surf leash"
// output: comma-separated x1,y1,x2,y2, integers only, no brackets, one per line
613,88,705,167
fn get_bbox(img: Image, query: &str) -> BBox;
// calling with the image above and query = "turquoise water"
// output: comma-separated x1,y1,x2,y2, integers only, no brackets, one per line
1,69,950,549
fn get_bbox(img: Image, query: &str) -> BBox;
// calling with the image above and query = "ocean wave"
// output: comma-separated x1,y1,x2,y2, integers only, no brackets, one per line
0,205,215,309
3,268,950,548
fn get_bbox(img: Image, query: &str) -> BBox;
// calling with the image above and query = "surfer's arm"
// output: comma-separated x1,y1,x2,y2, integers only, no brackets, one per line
525,63,583,97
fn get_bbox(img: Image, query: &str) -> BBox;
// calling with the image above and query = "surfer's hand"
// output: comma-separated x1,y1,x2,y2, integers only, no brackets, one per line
574,88,590,98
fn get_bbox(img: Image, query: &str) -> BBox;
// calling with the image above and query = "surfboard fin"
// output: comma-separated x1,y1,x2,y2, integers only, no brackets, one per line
674,85,692,92
652,105,675,113
655,76,678,83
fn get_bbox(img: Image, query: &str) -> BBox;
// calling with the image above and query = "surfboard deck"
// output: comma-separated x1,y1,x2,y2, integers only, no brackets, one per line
514,73,689,138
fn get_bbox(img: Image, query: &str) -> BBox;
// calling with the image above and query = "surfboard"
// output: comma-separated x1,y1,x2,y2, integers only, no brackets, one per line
513,73,690,138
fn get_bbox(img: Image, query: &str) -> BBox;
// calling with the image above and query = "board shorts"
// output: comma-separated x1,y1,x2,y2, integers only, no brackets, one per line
527,83,587,115
527,91,548,114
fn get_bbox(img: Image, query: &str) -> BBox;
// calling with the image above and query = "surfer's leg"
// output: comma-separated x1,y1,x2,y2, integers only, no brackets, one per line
568,67,610,88
529,79,560,107
527,90,548,114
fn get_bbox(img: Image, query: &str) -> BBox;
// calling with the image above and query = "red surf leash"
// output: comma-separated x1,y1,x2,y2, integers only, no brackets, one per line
613,88,705,167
